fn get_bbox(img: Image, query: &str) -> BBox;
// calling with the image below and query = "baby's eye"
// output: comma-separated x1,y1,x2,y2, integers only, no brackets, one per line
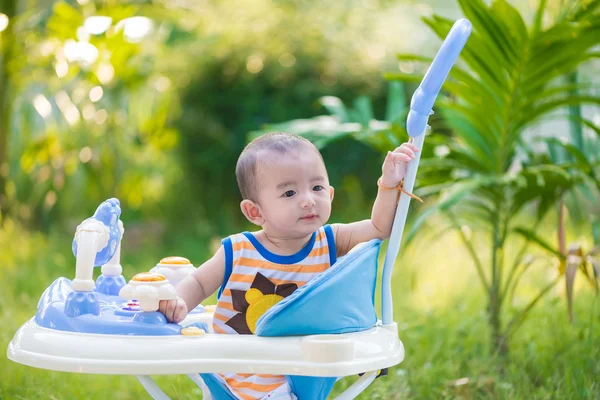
283,190,296,198
313,185,324,192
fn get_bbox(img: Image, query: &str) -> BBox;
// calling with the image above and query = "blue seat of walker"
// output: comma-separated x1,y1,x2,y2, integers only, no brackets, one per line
255,238,381,336
201,239,381,400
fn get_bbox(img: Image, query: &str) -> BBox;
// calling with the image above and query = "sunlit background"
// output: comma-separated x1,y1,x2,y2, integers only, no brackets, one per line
1,0,599,399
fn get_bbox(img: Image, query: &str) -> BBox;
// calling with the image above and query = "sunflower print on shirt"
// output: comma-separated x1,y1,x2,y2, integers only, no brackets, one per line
225,272,297,334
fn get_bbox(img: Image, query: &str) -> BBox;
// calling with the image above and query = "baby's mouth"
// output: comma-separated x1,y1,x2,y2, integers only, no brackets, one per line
300,213,318,220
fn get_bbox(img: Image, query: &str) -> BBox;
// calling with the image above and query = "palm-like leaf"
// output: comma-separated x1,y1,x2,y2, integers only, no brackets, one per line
388,0,600,230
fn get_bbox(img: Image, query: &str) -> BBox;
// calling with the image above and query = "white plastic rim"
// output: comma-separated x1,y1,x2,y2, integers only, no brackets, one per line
8,319,404,377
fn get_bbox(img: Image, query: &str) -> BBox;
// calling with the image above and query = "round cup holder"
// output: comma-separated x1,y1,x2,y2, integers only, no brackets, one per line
300,334,354,363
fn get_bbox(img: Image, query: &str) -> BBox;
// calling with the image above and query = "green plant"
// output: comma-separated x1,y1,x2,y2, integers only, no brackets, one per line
512,70,600,326
383,0,600,354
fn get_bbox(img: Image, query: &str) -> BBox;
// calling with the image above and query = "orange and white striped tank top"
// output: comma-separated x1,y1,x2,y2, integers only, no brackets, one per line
212,225,336,400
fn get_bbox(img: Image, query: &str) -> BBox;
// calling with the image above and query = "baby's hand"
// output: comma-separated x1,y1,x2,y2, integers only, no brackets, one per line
380,142,419,188
158,297,188,323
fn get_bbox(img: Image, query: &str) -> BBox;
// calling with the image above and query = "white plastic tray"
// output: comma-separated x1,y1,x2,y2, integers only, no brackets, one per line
8,319,404,377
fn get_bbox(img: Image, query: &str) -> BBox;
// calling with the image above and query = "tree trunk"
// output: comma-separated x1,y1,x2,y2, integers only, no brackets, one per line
488,286,508,357
0,0,16,219
489,216,508,357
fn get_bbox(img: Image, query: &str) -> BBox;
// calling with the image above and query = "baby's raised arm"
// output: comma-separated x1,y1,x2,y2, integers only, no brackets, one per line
332,142,419,258
159,246,225,323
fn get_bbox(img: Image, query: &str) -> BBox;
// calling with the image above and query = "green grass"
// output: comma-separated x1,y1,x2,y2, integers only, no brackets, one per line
1,220,598,399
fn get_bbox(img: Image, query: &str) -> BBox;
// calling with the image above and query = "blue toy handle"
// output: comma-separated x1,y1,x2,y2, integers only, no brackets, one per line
72,198,122,267
406,19,472,138
381,19,472,325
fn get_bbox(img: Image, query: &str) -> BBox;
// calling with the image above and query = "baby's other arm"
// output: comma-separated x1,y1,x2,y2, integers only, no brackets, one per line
159,246,225,323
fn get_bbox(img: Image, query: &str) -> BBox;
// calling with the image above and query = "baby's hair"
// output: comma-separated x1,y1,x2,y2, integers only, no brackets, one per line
236,132,321,201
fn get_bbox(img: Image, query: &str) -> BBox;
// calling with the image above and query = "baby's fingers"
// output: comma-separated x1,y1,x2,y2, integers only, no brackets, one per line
173,302,188,323
385,151,410,164
405,142,419,152
390,152,413,163
396,142,419,153
158,299,168,315
392,145,417,159
159,299,176,322
167,299,179,322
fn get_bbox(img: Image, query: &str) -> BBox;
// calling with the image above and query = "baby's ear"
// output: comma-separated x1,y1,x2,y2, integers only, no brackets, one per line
329,186,335,201
240,199,264,226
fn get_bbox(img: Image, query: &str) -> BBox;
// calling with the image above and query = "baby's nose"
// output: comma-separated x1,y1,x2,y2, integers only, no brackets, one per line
300,193,316,208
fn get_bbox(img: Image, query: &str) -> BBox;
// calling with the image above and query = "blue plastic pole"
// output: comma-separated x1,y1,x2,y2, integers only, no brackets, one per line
381,19,472,326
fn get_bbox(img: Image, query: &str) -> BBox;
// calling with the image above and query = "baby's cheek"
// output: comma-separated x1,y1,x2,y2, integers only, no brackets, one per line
274,210,291,223
320,201,332,217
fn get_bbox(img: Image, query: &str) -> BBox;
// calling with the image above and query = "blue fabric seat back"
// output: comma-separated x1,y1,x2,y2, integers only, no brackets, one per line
255,239,381,337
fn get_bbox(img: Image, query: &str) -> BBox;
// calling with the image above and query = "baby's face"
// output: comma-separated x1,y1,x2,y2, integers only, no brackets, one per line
254,148,332,238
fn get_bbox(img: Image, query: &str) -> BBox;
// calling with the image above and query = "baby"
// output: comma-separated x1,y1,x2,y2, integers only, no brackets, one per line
159,132,418,399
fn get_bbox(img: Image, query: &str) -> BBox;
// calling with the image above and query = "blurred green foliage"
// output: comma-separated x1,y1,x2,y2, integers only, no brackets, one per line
2,0,191,229
0,0,421,237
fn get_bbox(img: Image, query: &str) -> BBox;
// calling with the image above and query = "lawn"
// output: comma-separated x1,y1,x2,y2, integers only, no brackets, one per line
1,220,598,399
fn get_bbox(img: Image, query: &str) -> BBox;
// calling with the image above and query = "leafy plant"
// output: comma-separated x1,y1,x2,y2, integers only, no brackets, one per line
383,0,600,354
512,70,600,326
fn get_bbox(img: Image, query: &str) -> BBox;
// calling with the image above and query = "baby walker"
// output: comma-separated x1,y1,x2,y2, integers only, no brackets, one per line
8,19,471,400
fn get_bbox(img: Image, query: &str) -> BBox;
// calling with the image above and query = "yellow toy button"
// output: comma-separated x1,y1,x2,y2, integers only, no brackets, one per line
180,327,206,336
132,272,166,282
160,256,191,265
